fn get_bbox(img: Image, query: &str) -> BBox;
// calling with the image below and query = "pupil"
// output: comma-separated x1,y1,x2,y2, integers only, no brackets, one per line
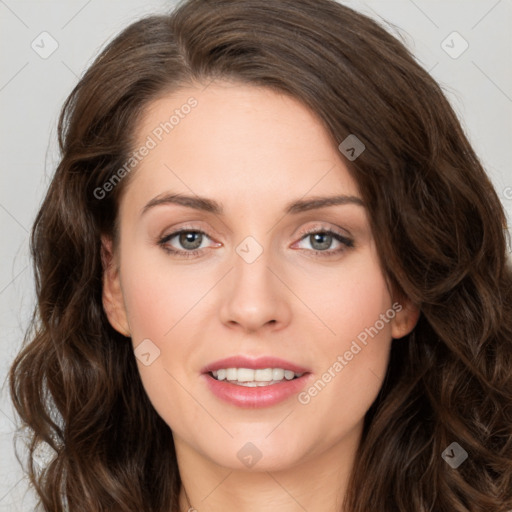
311,233,331,250
180,232,202,250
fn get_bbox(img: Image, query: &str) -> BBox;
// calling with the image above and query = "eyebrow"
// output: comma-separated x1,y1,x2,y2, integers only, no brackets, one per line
140,192,365,217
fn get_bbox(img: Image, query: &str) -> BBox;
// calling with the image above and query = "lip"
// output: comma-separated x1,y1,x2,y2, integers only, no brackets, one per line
202,373,312,408
201,356,310,375
201,356,312,408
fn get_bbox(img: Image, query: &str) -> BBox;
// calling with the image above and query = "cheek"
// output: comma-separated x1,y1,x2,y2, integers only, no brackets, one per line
299,241,393,353
297,247,394,421
118,244,217,379
118,249,202,425
120,244,201,341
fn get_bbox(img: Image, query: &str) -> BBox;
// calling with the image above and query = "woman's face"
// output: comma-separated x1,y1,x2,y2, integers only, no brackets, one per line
102,80,418,472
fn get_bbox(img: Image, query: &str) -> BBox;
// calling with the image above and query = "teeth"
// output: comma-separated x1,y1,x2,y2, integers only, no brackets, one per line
272,368,284,380
238,368,255,381
255,368,273,381
226,368,238,380
211,367,304,385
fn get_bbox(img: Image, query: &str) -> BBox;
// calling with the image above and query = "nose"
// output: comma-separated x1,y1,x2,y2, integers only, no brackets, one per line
218,242,292,333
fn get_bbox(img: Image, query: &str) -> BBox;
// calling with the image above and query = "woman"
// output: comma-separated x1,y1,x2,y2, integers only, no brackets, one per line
9,0,512,510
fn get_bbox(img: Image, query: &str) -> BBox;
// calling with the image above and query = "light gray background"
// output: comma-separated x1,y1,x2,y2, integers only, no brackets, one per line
1,0,511,509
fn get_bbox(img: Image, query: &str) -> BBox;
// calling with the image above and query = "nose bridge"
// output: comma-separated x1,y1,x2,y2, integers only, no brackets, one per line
232,233,276,302
218,232,289,331
239,240,269,278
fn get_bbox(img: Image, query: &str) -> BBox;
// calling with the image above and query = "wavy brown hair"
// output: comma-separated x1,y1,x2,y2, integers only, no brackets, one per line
8,0,512,510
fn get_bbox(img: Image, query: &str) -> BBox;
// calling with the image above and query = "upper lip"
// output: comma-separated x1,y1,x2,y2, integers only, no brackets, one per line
201,356,310,375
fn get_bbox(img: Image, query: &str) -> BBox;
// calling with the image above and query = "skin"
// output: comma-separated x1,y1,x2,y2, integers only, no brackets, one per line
102,80,420,512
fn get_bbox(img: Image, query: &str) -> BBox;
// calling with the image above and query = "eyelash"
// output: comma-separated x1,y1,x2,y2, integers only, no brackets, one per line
157,225,354,259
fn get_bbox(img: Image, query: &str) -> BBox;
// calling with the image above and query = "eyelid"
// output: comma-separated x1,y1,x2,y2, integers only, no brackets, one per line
158,226,219,247
158,221,214,239
295,223,351,239
159,221,350,241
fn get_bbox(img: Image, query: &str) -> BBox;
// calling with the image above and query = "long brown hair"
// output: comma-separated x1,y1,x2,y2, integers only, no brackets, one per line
9,0,512,510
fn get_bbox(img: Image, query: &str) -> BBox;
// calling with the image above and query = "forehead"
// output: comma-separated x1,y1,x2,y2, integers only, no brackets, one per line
122,81,361,215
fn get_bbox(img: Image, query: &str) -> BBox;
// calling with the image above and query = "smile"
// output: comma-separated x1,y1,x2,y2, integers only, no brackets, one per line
210,367,304,386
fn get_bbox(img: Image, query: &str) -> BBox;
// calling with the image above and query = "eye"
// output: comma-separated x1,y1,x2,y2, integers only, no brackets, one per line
157,225,354,259
158,228,220,258
293,227,354,257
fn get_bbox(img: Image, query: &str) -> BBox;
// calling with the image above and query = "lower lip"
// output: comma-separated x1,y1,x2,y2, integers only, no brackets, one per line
202,373,312,408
